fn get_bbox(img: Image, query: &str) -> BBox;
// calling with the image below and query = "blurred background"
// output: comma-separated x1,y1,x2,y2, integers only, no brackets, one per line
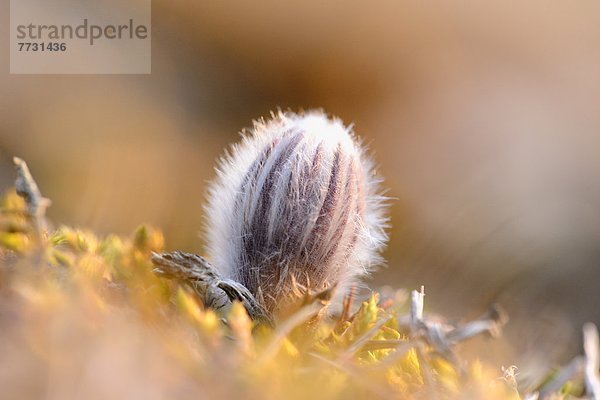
2,0,600,375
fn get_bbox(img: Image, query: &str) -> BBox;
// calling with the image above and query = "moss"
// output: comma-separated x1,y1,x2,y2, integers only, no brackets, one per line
0,188,584,400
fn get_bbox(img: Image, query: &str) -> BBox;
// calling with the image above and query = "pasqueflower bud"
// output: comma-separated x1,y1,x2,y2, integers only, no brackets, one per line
204,111,388,313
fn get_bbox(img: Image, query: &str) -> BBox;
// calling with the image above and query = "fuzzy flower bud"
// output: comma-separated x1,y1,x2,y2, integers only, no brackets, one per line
204,111,388,313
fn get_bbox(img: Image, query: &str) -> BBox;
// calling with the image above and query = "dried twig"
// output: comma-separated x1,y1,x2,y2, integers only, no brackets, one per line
446,304,508,344
13,157,51,236
367,287,507,383
410,285,425,330
583,323,600,399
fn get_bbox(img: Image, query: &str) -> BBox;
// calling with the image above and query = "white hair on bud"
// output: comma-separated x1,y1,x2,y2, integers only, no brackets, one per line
204,110,388,313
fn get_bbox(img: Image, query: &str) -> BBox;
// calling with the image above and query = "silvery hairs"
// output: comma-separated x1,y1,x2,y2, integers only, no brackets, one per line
153,110,388,321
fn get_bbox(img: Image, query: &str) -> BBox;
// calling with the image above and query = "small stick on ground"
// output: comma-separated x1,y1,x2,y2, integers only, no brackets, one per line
372,287,507,383
410,285,425,331
583,323,600,399
446,304,508,344
13,157,51,238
